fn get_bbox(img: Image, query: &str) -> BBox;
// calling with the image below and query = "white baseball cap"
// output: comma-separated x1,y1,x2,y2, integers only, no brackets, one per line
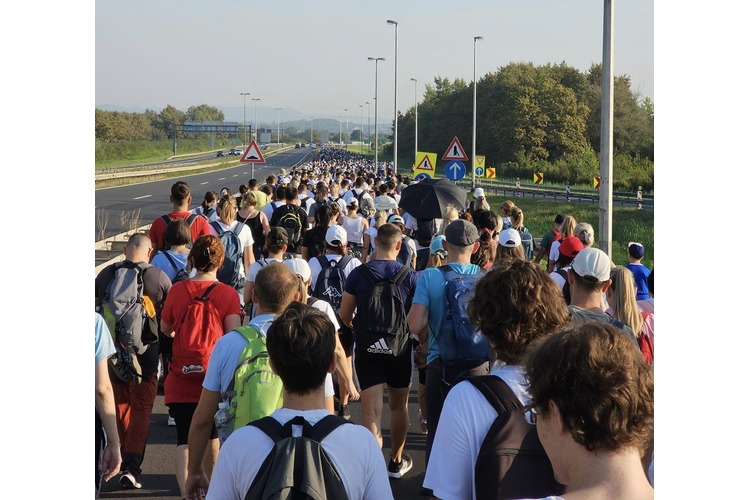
498,228,522,248
571,247,611,283
283,258,311,283
474,187,485,199
325,225,348,246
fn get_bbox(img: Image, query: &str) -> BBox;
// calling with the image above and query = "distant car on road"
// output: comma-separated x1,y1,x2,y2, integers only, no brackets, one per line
216,150,225,157
229,147,243,155
260,144,269,150
295,143,301,149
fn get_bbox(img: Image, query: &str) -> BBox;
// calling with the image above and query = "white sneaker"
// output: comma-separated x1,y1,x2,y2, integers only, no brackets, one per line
119,471,142,489
167,416,176,427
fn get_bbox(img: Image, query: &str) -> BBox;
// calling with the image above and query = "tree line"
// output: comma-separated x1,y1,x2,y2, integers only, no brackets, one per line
388,62,654,191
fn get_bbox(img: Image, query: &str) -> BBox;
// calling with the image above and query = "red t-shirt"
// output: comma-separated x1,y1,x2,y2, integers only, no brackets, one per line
149,212,211,253
162,279,241,404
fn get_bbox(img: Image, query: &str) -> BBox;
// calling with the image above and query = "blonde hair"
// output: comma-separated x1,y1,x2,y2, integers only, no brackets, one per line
241,191,257,209
218,195,238,225
607,266,643,334
560,215,578,238
509,206,524,230
442,204,459,225
501,200,515,215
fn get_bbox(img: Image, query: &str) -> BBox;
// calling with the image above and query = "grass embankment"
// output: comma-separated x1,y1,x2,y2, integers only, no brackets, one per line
96,139,239,169
483,195,653,269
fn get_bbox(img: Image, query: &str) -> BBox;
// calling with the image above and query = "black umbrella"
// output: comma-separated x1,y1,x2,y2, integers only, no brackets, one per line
398,178,468,219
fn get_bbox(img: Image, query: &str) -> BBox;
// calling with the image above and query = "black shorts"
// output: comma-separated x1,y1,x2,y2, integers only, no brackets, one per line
338,324,354,357
167,402,217,446
354,342,413,391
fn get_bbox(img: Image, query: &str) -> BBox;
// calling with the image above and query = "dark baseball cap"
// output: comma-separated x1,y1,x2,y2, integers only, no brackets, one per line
554,214,565,225
444,219,479,247
267,227,288,245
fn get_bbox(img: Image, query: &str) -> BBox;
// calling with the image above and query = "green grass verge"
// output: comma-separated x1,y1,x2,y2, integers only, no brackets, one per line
482,194,653,269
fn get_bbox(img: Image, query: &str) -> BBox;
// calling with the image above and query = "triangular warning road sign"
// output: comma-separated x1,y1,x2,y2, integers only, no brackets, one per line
442,136,468,161
415,155,435,172
240,140,266,163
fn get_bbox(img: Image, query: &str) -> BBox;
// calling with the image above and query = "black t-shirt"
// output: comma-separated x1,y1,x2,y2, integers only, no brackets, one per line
301,225,327,259
269,204,308,253
343,260,418,313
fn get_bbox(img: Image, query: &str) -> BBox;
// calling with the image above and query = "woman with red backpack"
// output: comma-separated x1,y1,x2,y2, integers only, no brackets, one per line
605,266,655,365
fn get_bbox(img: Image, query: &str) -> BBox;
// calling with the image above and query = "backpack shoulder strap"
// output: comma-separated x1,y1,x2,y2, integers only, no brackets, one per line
316,255,329,269
393,264,411,285
438,264,455,280
163,251,180,273
337,254,353,269
358,263,378,285
200,282,219,300
161,214,173,227
233,221,245,235
308,414,352,442
468,376,524,414
248,416,288,443
210,221,223,234
186,213,198,226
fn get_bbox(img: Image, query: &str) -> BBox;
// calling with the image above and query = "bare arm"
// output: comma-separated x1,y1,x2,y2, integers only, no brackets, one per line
160,319,175,338
334,333,359,401
261,212,271,234
339,292,356,328
407,303,430,344
243,245,255,274
223,314,241,334
95,358,121,483
186,389,221,499
301,245,310,261
361,234,371,265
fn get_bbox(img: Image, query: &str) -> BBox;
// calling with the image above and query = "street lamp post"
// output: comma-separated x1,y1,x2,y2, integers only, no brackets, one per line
275,108,282,145
344,108,348,144
252,98,261,143
410,78,418,168
387,20,398,172
368,57,385,169
359,104,364,154
339,116,342,145
471,36,483,190
240,92,250,146
366,101,370,145
310,117,314,144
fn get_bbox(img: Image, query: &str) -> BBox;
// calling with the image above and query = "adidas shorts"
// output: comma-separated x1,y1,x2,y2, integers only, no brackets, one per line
354,343,413,391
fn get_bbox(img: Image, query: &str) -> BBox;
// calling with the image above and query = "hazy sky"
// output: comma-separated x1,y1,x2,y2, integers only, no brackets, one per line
95,0,653,123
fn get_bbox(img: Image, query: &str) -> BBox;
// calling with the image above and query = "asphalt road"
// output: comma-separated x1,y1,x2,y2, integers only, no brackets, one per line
95,148,316,241
98,369,428,499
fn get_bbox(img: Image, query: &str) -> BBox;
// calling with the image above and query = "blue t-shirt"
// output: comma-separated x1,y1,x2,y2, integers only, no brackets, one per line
626,263,651,301
412,262,482,364
343,259,418,316
151,250,189,282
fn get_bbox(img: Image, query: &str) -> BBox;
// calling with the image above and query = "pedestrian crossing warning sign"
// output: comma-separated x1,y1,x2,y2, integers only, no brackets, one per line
442,137,469,161
240,140,265,163
414,151,436,178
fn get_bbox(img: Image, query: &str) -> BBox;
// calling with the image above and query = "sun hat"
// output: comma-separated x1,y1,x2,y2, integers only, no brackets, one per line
473,187,485,199
429,235,447,258
374,195,397,211
498,228,522,248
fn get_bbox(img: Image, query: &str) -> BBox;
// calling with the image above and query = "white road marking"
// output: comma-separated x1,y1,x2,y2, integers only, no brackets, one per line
233,174,238,177
201,181,209,185
219,177,226,180
133,194,152,200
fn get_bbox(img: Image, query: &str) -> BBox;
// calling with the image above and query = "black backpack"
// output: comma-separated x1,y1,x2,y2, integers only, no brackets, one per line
312,255,353,312
396,237,415,267
554,268,572,305
352,264,411,357
162,251,190,283
275,204,304,249
245,415,351,500
469,376,564,500
415,218,437,247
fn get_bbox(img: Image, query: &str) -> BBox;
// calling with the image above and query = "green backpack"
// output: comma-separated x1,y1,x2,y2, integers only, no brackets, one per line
216,323,284,443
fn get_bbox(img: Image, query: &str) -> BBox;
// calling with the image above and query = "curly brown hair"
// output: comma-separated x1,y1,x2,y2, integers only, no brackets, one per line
467,259,569,364
525,322,654,453
188,234,225,273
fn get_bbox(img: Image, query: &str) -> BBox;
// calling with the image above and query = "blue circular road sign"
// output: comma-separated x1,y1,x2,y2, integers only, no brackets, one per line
414,173,431,182
445,161,466,181
475,166,485,176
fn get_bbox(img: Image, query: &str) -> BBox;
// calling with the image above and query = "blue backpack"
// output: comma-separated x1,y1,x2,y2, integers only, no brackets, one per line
211,221,245,290
438,265,491,370
313,255,353,312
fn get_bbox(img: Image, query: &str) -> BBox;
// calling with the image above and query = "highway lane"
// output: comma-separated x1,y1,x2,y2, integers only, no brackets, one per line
95,148,315,241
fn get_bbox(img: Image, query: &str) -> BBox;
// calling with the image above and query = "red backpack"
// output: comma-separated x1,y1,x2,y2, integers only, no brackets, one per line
170,281,224,379
638,311,654,365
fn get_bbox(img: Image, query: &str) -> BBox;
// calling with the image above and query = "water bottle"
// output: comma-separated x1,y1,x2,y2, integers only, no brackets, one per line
214,401,232,443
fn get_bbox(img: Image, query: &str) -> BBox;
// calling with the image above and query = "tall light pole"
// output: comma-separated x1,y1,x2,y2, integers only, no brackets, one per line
275,108,282,145
368,57,385,169
309,117,314,144
359,104,364,154
366,101,371,144
240,92,250,145
599,0,615,256
339,116,342,145
471,36,484,190
410,78,418,168
344,108,348,144
387,20,398,171
252,98,261,143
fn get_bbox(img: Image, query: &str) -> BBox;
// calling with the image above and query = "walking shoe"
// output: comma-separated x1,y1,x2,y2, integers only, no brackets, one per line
387,453,413,479
119,471,142,489
167,415,176,427
418,410,428,435
337,404,350,421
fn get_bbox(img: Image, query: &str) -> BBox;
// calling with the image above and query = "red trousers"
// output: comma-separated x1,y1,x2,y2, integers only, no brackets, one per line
111,373,158,475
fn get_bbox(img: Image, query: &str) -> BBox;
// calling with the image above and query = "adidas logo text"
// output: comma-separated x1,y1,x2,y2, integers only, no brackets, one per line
367,338,393,355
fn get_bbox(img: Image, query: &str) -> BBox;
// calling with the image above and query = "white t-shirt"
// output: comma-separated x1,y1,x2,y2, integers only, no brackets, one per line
209,220,254,279
341,215,366,245
206,408,394,500
309,254,361,293
549,266,570,290
548,239,563,264
245,257,283,284
307,296,340,398
423,365,532,500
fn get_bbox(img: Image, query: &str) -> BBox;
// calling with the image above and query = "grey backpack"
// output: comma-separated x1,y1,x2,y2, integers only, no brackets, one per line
245,415,351,500
99,261,157,383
